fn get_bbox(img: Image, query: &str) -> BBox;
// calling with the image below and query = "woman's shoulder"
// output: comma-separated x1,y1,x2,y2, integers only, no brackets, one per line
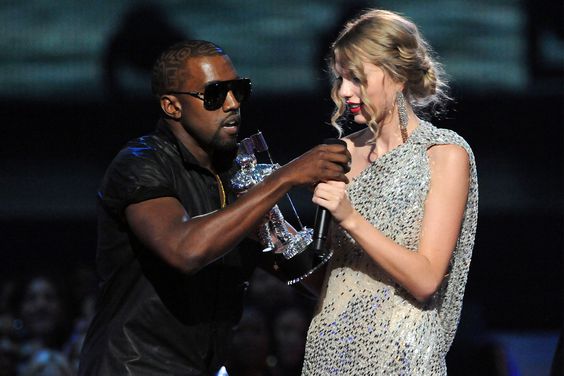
416,122,477,178
415,120,472,153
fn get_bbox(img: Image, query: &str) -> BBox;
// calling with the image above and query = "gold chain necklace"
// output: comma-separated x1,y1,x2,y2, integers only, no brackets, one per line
214,174,226,208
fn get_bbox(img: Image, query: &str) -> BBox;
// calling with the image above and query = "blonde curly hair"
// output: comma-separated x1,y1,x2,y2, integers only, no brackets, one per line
328,9,450,136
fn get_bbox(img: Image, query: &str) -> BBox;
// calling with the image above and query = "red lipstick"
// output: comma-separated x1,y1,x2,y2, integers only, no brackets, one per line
347,102,362,114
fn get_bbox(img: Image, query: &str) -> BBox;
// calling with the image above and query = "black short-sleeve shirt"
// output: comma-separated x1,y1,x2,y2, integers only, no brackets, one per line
79,120,260,375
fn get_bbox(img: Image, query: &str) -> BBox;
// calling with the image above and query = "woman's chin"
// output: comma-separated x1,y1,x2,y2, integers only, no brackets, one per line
353,113,367,124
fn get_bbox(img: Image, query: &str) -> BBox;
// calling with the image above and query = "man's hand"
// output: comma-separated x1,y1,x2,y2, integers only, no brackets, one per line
277,143,351,187
125,142,350,274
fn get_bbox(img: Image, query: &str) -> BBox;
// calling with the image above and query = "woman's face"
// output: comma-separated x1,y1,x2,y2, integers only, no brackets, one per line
335,59,402,125
20,277,64,339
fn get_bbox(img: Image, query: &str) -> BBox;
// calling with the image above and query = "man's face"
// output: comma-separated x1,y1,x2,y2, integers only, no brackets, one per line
176,55,242,152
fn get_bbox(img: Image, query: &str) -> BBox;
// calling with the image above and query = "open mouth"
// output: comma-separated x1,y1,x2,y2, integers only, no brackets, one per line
222,116,240,134
347,102,362,114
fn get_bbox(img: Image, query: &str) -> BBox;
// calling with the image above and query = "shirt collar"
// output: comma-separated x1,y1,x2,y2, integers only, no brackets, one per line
155,119,203,168
154,119,237,177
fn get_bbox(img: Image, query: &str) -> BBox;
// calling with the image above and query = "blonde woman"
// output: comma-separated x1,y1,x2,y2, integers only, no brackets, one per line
302,10,478,375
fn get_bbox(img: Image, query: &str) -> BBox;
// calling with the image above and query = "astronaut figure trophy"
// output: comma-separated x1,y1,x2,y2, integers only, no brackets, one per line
230,132,333,285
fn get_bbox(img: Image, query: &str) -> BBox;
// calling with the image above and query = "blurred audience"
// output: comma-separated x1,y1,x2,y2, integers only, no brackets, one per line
551,329,562,376
10,273,74,376
227,269,314,376
0,272,83,376
0,278,17,376
63,265,97,374
18,350,73,376
227,306,272,376
13,274,73,349
271,306,309,376
245,268,315,319
0,263,555,376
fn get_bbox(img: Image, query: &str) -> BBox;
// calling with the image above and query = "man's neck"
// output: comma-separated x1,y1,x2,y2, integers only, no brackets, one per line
164,119,215,171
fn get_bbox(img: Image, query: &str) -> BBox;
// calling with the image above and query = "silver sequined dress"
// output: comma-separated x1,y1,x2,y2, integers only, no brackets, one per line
301,121,478,375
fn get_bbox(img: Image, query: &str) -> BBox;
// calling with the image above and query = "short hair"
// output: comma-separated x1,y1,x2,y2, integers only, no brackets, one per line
151,40,226,97
329,9,450,134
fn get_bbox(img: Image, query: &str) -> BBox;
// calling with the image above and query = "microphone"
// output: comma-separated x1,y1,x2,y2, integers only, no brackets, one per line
311,138,348,252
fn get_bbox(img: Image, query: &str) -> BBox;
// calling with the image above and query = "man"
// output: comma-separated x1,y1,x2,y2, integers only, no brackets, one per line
78,40,349,375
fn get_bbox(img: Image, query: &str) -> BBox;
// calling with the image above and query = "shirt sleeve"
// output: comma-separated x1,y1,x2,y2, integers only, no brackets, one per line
98,143,178,220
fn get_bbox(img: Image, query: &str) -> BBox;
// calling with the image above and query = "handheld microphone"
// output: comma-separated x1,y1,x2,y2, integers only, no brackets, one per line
311,138,348,252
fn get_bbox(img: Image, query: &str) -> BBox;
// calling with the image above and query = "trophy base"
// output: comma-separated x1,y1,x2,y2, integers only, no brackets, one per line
275,246,333,286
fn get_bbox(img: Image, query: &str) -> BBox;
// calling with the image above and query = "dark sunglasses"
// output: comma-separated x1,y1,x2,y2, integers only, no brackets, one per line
168,78,252,111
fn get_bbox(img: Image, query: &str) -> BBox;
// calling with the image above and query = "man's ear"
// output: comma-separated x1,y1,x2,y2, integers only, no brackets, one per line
160,95,182,119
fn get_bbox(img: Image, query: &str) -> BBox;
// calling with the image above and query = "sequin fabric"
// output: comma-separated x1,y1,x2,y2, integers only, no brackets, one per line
301,121,478,375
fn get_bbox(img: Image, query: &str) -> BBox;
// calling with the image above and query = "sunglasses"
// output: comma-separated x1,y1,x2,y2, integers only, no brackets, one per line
168,78,252,111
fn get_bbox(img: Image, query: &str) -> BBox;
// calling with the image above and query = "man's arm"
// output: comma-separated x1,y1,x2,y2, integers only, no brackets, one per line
125,144,350,274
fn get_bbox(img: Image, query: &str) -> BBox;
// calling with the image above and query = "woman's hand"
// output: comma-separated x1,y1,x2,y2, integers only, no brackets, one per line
312,181,355,225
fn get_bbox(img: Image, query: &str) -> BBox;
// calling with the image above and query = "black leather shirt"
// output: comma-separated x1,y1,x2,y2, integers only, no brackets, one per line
79,120,259,375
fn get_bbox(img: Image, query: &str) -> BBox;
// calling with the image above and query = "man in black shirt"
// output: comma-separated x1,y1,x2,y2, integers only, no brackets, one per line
78,40,350,375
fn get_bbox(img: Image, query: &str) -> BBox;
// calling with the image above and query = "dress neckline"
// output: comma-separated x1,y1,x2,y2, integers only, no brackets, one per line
349,122,425,185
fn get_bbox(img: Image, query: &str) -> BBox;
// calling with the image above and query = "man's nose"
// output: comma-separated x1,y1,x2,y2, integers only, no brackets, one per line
223,90,240,111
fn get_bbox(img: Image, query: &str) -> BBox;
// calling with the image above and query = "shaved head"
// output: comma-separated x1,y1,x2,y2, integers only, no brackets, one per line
151,40,226,97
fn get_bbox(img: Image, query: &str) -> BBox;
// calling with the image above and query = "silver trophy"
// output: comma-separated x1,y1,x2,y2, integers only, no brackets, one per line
230,132,332,285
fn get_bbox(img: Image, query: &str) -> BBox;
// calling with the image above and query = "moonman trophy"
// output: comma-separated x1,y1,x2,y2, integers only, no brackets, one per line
230,132,333,285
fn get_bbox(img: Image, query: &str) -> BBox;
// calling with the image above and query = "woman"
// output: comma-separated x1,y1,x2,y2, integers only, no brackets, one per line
302,9,478,375
11,274,74,376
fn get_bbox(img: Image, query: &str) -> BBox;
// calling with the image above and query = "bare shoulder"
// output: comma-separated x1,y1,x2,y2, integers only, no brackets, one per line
428,143,468,162
427,144,470,179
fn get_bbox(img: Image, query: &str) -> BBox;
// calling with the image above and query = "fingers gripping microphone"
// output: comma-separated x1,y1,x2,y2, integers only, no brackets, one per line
311,138,348,252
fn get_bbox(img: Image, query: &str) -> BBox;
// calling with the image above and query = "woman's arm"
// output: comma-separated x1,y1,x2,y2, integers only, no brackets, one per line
313,144,470,302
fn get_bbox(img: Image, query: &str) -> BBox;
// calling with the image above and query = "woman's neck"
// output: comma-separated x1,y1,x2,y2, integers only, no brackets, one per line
372,109,419,156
